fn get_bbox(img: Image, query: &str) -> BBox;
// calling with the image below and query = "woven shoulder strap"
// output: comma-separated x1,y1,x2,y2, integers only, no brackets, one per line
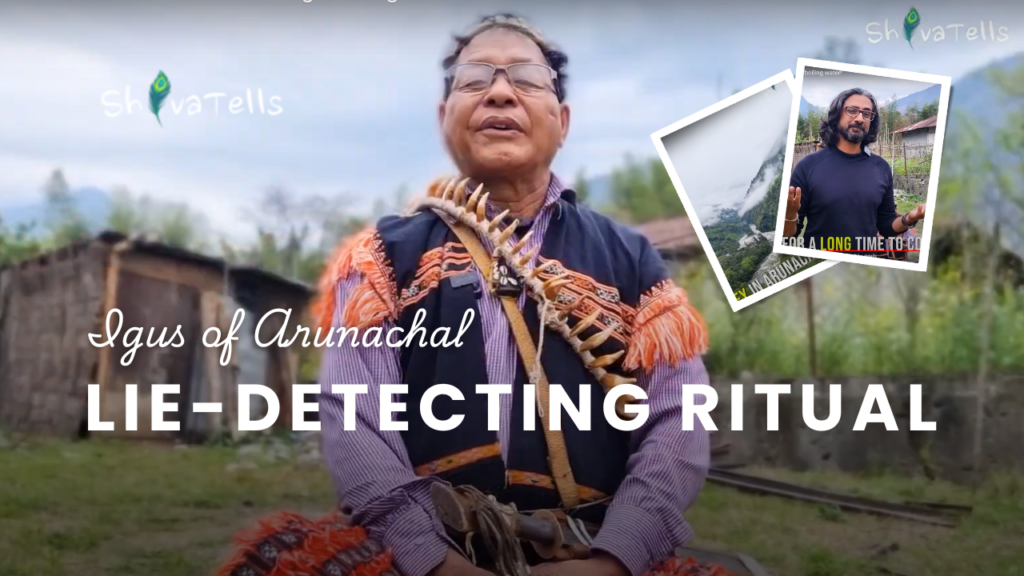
443,217,582,509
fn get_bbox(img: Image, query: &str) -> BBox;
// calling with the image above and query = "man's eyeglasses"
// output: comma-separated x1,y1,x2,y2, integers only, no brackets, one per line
844,106,876,121
446,62,558,96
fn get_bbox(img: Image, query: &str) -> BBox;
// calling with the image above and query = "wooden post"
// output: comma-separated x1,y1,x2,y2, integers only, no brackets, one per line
805,278,818,379
95,241,129,424
973,221,1000,491
200,292,224,434
903,142,909,177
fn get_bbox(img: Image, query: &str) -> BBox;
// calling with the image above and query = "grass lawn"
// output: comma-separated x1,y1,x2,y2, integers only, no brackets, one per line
1,438,1022,576
895,193,926,216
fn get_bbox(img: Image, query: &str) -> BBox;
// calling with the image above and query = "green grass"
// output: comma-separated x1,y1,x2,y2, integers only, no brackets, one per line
688,467,1024,576
0,438,336,576
895,193,926,216
1,439,1022,576
886,152,933,176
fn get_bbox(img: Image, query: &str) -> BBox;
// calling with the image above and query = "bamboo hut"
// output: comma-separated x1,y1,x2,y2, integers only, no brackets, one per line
0,231,313,442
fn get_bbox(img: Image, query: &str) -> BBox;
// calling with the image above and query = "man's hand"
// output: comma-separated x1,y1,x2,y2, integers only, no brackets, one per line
530,553,630,576
786,186,802,219
906,203,926,225
429,548,497,576
783,186,802,237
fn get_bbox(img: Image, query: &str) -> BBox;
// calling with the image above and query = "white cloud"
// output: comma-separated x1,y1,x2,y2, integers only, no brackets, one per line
1,0,1022,250
800,69,940,108
661,83,793,225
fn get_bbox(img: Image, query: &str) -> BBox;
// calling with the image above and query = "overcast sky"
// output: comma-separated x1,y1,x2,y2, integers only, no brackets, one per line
1,0,1022,240
801,67,940,108
661,82,793,226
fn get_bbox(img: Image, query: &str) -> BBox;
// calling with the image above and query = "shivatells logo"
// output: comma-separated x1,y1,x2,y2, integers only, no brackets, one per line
150,71,171,127
102,71,284,124
904,7,920,49
866,7,1010,46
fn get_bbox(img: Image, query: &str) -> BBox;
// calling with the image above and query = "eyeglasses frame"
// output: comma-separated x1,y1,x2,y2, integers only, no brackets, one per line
844,106,876,121
445,61,559,96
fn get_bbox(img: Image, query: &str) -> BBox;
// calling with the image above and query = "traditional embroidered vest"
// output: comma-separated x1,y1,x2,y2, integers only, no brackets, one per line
313,182,708,526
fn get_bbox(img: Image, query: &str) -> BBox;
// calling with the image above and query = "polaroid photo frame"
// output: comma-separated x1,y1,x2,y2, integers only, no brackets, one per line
651,70,839,313
771,58,952,271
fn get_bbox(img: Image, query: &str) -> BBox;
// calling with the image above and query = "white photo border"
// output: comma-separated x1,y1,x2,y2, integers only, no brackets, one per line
771,58,952,272
651,69,839,313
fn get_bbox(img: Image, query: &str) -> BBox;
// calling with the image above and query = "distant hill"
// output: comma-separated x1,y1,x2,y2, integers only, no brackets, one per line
740,138,786,231
948,52,1023,131
943,52,1024,258
799,96,821,116
892,84,942,113
1,186,111,235
581,173,612,208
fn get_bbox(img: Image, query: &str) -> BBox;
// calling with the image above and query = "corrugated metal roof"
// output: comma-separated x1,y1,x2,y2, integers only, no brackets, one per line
893,115,938,134
2,230,313,296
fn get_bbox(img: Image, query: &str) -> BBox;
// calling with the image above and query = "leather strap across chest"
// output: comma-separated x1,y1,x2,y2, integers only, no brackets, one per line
442,215,582,510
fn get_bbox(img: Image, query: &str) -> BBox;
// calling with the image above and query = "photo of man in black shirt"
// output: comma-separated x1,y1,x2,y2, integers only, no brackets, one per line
782,88,926,257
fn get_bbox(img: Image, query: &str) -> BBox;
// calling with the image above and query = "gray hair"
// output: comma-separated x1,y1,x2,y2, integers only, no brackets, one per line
441,13,569,102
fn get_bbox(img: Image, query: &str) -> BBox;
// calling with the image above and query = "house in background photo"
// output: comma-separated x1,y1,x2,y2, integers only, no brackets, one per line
893,115,939,154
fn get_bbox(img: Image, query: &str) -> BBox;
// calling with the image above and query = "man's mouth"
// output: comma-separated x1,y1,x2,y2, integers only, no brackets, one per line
479,116,524,133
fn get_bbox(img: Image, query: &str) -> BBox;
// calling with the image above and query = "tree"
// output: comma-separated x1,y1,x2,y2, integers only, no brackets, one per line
158,202,203,249
609,155,685,224
573,168,590,205
104,186,208,250
939,60,1024,485
107,186,141,236
919,99,939,121
905,103,922,125
236,186,366,284
805,108,823,141
0,216,43,267
43,169,90,245
813,37,861,65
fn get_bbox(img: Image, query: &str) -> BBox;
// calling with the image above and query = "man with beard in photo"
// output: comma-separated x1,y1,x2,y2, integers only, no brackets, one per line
782,87,926,257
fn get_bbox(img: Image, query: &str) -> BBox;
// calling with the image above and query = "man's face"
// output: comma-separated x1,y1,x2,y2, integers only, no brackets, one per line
838,94,874,144
439,28,570,180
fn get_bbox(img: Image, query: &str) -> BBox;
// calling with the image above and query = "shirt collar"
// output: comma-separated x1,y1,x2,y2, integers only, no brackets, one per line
546,172,576,207
483,172,571,222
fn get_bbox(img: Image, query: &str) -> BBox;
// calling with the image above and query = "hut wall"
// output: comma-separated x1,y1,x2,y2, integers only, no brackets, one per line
235,275,313,432
234,297,271,426
95,249,219,439
189,292,270,439
0,243,107,436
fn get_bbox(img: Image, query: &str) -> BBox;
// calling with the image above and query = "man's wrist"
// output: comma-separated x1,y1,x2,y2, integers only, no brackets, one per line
429,548,491,576
588,551,631,576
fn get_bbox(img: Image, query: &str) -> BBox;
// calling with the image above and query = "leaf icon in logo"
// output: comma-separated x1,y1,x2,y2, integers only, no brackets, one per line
149,71,171,127
904,7,921,49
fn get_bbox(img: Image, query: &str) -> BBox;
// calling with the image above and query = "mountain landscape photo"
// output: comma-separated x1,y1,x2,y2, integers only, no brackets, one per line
658,81,828,301
702,132,818,294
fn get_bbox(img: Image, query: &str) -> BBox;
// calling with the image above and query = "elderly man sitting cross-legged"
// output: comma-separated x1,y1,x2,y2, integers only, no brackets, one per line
216,14,736,576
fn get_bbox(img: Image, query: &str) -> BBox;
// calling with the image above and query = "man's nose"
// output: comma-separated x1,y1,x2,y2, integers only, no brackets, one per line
485,71,517,107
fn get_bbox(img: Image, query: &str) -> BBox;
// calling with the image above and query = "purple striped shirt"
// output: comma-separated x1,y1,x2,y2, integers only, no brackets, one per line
319,175,710,576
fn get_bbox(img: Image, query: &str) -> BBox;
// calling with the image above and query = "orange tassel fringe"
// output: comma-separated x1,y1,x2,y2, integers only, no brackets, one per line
214,511,739,576
311,227,397,334
623,280,709,372
215,511,395,576
644,555,744,576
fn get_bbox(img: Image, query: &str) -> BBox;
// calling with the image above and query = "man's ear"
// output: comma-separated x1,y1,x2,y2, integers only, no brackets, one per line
558,103,571,147
438,99,447,128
